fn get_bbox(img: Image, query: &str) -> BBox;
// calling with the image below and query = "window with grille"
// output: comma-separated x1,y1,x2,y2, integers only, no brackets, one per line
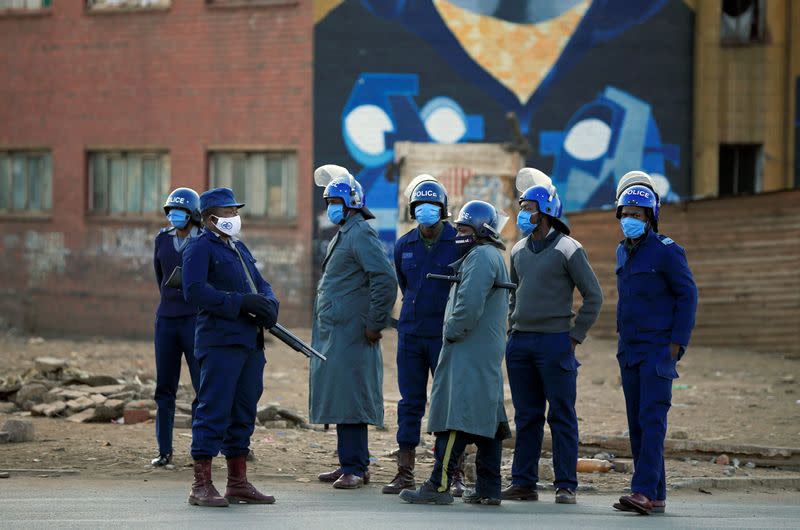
209,151,297,220
0,0,51,10
89,151,170,215
0,151,52,213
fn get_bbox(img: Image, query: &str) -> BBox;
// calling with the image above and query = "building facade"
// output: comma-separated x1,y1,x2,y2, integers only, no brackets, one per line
0,0,314,335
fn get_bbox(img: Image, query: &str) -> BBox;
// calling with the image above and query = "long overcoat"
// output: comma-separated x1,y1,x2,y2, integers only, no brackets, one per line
309,214,397,426
427,243,510,439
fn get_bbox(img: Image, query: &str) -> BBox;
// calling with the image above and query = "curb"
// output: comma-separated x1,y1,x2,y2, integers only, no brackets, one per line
671,476,800,491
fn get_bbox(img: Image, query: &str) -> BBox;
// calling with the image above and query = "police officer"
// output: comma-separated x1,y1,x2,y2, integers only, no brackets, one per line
400,200,510,506
613,178,697,515
151,187,202,467
182,187,280,507
383,176,463,495
503,170,603,505
310,166,397,490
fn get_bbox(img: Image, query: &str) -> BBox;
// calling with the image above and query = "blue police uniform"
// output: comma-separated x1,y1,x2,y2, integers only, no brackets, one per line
393,222,459,450
616,229,697,502
182,201,279,461
153,224,201,458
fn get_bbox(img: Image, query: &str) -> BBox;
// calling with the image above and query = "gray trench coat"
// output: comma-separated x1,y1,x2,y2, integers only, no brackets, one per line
309,214,397,426
427,243,510,439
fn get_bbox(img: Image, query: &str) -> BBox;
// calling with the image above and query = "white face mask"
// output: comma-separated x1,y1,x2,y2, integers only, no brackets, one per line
212,214,241,237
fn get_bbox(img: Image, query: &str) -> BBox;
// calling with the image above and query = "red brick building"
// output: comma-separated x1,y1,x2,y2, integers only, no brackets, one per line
0,0,314,336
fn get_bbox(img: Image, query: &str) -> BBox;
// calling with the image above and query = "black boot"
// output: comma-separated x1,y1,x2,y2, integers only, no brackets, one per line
451,453,466,498
399,481,454,505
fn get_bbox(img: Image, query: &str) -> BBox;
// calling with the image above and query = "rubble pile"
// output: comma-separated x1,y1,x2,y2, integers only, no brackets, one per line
0,356,311,439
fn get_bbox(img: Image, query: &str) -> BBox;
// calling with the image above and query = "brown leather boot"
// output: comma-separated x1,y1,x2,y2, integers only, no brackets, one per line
188,459,229,507
382,449,416,494
224,455,276,504
451,453,466,498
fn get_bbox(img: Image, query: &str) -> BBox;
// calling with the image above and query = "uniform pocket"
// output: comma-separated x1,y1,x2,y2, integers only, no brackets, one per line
656,359,679,380
559,355,581,373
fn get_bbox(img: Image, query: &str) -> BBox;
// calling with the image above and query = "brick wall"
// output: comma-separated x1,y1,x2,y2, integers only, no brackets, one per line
568,190,800,355
0,1,314,336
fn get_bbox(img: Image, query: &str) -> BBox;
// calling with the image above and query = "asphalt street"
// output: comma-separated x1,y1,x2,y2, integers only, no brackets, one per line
0,476,798,529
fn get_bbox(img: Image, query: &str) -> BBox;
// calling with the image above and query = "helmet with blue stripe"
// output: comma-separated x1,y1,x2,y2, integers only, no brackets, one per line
616,184,660,231
455,200,501,241
163,187,201,224
409,179,449,219
518,185,563,218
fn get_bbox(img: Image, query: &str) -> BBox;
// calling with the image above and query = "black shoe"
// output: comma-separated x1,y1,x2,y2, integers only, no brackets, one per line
501,484,538,501
463,488,501,506
555,488,576,504
399,481,454,505
151,453,172,466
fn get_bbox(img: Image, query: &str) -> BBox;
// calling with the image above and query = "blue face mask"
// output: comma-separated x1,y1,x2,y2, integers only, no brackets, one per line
327,203,345,225
620,217,647,239
414,203,441,228
517,210,538,235
167,210,190,229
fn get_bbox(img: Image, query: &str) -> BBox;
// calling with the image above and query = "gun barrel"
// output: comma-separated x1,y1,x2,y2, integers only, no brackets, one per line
426,272,516,290
269,324,327,362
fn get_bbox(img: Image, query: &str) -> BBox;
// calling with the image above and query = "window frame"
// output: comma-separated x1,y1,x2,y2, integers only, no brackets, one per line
87,149,170,219
204,0,298,9
720,0,766,47
207,147,298,225
85,0,171,15
0,148,53,218
0,0,51,17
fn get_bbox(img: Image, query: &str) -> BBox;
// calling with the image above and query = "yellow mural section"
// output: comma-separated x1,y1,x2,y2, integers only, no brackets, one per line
314,0,344,24
433,0,590,104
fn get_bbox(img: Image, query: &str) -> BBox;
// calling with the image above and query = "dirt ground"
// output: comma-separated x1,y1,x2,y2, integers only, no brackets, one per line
1,328,799,491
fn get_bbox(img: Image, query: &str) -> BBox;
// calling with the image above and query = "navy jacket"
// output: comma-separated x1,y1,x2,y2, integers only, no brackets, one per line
394,222,460,337
616,230,698,363
154,226,199,318
182,230,279,352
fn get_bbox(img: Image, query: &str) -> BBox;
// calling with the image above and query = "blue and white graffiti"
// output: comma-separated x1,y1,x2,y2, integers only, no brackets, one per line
539,86,680,212
340,73,484,249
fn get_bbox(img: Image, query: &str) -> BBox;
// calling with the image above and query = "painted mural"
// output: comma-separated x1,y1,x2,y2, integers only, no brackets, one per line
314,0,694,258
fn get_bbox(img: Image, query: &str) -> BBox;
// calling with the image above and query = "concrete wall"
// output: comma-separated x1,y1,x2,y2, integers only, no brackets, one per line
0,1,314,335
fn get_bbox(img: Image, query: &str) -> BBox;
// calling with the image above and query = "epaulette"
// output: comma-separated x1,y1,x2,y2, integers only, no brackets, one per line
657,235,675,245
159,226,176,234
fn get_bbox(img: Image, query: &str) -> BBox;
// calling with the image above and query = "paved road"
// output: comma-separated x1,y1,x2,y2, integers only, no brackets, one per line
0,476,798,529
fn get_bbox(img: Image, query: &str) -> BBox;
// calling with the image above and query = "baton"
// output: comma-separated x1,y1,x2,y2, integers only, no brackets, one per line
426,273,517,290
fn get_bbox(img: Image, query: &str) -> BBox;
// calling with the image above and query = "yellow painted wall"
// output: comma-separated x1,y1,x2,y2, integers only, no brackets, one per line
693,0,799,196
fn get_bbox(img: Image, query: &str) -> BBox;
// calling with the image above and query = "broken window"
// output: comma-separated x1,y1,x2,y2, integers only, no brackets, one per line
86,0,170,10
0,150,52,213
720,0,765,45
718,144,763,196
89,151,170,215
0,0,51,9
209,151,297,220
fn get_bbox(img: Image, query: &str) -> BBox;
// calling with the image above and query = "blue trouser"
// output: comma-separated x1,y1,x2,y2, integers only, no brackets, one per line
506,331,579,491
620,349,673,501
429,430,502,498
396,333,442,450
337,423,369,476
154,315,200,456
191,346,265,460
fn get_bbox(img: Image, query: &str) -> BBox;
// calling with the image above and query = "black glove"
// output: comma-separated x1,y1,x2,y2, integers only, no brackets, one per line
240,294,278,329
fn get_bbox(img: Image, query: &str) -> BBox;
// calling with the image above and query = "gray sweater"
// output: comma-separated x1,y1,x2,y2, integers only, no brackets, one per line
509,230,603,343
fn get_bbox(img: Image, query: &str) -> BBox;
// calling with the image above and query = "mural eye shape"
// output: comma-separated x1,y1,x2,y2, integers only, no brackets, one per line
420,97,468,144
344,104,395,156
563,118,612,161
